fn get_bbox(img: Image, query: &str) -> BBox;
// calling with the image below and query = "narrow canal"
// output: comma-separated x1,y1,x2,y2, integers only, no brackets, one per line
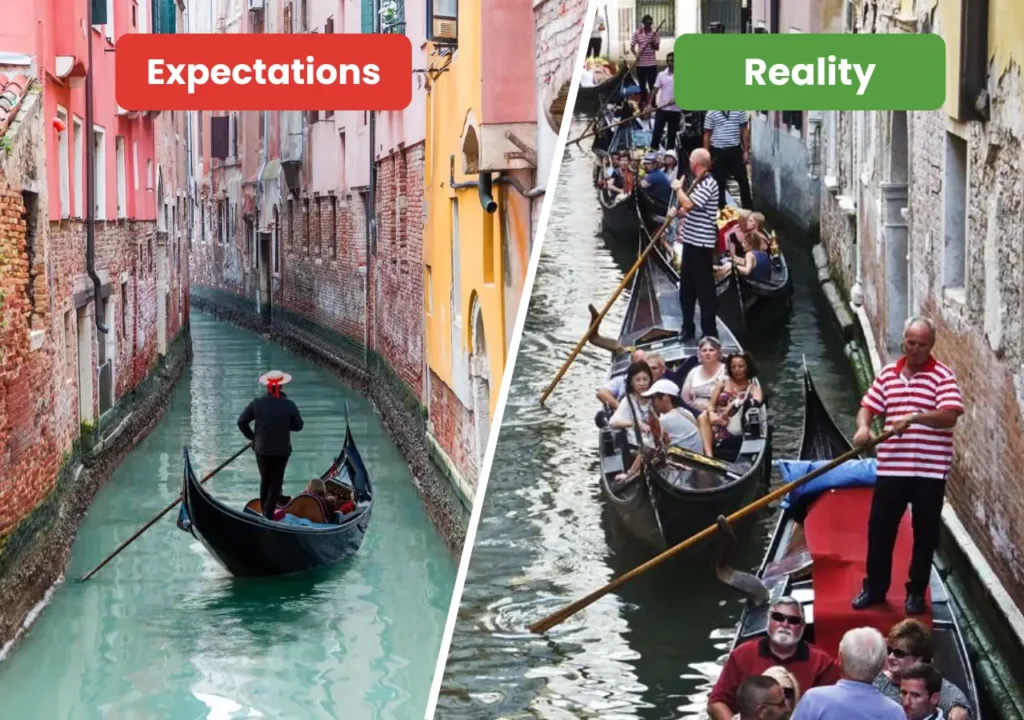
0,312,456,719
435,116,863,718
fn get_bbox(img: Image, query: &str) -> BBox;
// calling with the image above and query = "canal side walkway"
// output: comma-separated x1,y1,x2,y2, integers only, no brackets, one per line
189,288,470,560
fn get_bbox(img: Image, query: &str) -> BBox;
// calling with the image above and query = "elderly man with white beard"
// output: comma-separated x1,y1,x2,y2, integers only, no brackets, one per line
707,598,841,720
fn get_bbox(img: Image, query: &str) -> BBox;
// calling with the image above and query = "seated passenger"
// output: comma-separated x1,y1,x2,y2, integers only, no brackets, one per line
639,152,673,206
661,149,682,180
305,478,327,499
762,665,801,714
707,597,840,719
875,619,972,719
614,378,715,484
596,350,666,409
681,336,726,413
730,231,772,282
607,361,655,470
706,352,763,444
899,663,946,720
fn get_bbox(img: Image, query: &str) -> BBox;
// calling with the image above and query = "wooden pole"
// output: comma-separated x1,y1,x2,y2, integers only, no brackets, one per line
79,442,253,582
528,431,896,633
539,212,675,406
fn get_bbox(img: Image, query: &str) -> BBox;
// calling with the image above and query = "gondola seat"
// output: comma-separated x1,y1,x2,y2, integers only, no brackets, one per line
244,493,333,524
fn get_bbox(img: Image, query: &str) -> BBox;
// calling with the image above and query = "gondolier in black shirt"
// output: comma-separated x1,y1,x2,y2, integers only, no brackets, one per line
668,148,720,343
703,110,752,210
238,370,305,520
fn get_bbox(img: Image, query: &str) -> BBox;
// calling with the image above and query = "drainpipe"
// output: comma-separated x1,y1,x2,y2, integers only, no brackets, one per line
850,111,864,307
366,0,380,369
85,0,108,334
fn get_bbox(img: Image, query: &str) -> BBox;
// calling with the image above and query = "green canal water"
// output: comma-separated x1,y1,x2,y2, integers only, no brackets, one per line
0,312,456,719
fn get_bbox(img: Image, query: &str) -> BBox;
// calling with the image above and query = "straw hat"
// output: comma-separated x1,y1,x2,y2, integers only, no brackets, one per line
258,370,293,386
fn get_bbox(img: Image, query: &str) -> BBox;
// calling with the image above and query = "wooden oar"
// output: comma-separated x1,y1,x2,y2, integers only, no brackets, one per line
79,442,253,582
539,213,675,406
575,19,666,142
528,429,896,634
568,104,665,147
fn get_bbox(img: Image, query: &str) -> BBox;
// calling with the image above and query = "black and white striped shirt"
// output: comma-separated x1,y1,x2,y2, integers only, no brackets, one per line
679,174,719,248
704,111,748,149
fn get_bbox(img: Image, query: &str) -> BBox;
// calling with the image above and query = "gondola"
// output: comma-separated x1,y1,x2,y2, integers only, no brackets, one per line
576,66,630,112
177,406,374,577
595,245,772,551
720,360,981,714
594,123,644,238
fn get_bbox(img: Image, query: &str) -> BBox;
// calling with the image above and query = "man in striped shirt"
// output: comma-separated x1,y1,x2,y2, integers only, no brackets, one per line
851,316,964,616
630,15,661,97
703,110,753,209
667,149,719,342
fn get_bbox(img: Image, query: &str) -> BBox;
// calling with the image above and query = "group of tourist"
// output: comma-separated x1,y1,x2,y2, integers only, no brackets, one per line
709,598,972,720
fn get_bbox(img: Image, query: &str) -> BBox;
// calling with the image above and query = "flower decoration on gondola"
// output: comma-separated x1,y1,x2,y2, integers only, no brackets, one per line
717,205,742,254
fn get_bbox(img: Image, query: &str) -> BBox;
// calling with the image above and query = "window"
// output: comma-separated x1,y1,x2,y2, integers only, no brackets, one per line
425,265,433,314
782,111,803,136
380,0,406,33
451,198,460,325
121,281,129,336
329,195,337,258
151,0,176,33
146,159,153,189
635,0,673,36
200,202,205,243
106,0,115,40
73,117,83,216
426,0,457,44
303,198,310,254
93,125,107,220
362,0,374,33
231,113,239,159
273,206,280,274
324,18,335,118
115,136,127,218
210,115,229,159
287,199,294,247
943,132,967,291
218,200,225,243
132,2,137,27
57,107,70,217
132,139,139,190
138,0,147,33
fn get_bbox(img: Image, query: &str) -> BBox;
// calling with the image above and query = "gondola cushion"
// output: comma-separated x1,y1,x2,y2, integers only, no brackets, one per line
776,458,878,510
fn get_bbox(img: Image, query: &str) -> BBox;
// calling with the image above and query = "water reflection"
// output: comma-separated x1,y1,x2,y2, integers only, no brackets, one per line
436,116,861,718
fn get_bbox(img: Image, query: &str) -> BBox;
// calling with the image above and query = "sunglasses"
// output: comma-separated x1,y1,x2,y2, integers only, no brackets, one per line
769,611,803,626
887,646,913,659
782,686,795,701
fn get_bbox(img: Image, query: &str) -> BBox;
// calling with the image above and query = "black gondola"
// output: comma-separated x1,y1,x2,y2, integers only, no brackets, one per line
720,360,982,714
177,406,373,578
576,67,631,112
594,122,644,238
595,246,772,551
714,246,792,333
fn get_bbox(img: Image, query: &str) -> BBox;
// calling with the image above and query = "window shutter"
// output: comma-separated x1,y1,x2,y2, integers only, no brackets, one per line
210,116,229,159
151,0,160,32
91,0,107,24
326,17,333,34
361,0,373,33
163,0,176,33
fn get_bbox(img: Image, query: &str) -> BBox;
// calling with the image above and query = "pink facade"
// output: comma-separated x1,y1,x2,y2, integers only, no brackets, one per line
481,0,539,125
3,0,159,224
375,1,427,156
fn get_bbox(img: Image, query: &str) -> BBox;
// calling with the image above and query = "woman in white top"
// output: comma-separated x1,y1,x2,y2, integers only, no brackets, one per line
681,336,727,412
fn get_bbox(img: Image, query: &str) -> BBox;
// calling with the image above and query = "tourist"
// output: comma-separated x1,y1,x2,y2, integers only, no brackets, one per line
588,8,605,58
707,352,763,444
874,619,972,719
707,597,840,719
640,152,672,206
851,316,964,616
237,369,305,520
762,666,801,713
703,110,753,209
792,627,903,719
736,676,791,720
650,52,681,151
667,148,719,342
681,336,727,413
630,14,661,96
607,361,655,472
900,663,946,720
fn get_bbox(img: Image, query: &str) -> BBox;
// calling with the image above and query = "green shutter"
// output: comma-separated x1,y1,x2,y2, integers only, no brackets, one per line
151,0,161,33
91,0,107,24
362,0,374,33
163,0,176,34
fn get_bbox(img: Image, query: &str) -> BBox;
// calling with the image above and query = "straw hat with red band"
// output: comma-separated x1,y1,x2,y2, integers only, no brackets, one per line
258,370,293,396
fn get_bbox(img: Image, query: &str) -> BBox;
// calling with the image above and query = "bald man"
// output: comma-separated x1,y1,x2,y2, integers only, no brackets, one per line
668,148,720,342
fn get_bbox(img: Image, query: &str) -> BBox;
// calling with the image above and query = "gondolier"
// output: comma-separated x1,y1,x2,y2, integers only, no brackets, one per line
703,110,752,209
851,316,964,615
237,369,305,520
650,52,681,151
668,148,719,342
630,15,661,96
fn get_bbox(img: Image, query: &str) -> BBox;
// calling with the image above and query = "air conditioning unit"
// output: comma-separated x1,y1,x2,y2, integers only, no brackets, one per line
248,0,264,10
432,16,457,42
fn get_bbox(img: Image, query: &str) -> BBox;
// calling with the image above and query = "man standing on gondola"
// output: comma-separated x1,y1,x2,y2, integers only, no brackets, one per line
851,317,964,616
238,369,305,520
630,15,661,97
667,148,719,343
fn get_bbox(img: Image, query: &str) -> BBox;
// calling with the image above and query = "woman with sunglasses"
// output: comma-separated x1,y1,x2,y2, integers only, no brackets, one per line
706,352,763,444
873,620,972,720
761,666,801,713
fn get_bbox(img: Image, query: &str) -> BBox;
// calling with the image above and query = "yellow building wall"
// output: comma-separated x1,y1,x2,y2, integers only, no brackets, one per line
423,3,510,417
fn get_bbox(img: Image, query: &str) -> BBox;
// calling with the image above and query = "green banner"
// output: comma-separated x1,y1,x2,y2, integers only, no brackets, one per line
673,33,945,110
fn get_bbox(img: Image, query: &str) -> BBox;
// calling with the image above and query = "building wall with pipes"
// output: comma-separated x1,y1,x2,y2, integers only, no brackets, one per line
0,50,187,541
817,0,1024,615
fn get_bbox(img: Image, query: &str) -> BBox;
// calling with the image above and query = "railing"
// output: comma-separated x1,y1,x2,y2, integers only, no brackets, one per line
636,0,675,36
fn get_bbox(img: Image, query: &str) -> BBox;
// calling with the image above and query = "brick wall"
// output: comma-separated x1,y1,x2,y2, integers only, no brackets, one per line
817,1,1024,609
371,144,425,399
428,369,476,484
533,0,588,107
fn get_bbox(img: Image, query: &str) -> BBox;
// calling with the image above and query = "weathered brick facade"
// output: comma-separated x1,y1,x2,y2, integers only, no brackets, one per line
817,1,1024,612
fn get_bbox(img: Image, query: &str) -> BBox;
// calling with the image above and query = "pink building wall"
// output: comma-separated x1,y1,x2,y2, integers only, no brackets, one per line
375,1,427,155
2,0,158,224
481,0,538,125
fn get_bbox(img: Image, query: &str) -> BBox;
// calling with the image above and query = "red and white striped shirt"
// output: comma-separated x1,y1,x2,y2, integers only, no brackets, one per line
862,356,964,479
631,27,660,67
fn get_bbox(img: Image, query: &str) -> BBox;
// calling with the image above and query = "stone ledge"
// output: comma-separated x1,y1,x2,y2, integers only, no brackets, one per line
426,432,474,511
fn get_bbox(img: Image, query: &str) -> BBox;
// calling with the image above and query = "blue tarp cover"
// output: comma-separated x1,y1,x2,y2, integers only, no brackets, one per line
776,458,878,509
278,513,335,528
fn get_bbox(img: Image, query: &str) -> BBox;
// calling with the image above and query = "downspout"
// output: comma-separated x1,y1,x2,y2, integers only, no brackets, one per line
449,155,543,206
850,111,864,306
367,0,380,370
86,0,108,334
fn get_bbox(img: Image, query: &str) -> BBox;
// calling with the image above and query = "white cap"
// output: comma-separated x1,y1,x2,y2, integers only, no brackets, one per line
642,378,680,398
